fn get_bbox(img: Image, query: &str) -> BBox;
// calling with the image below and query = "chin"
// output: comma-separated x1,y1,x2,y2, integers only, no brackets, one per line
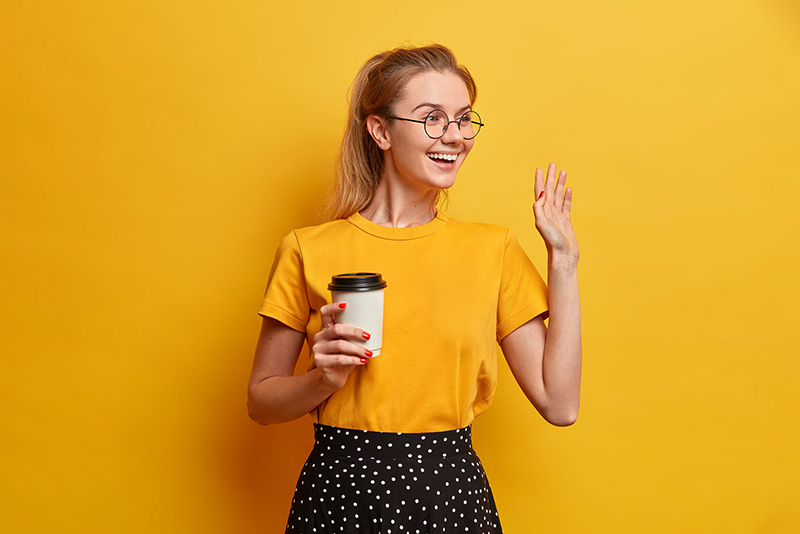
435,170,460,189
425,175,457,191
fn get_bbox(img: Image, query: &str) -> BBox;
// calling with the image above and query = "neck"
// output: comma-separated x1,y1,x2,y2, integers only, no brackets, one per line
359,176,440,228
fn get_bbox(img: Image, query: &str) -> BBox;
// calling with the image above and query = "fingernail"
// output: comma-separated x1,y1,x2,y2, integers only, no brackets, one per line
362,332,371,340
538,191,544,199
360,358,368,363
338,303,346,309
364,349,373,357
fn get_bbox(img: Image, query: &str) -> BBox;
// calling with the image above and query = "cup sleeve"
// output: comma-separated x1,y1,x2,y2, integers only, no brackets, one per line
496,230,549,341
258,231,310,333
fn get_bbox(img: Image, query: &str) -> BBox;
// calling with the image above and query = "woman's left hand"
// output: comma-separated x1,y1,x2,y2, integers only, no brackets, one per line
533,163,580,262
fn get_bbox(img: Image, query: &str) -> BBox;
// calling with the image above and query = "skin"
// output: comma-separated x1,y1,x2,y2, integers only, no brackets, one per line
361,71,475,227
248,70,582,427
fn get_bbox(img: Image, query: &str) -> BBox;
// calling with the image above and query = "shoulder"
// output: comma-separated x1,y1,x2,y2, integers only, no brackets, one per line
286,218,354,243
271,219,352,261
443,216,512,243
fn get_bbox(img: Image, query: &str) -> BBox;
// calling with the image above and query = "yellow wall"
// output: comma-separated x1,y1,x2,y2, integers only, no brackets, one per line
2,1,799,532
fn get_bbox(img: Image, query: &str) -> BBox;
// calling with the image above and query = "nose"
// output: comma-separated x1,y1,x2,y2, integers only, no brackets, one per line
440,120,464,143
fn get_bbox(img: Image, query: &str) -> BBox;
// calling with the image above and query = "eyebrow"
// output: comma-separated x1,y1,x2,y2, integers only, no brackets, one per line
411,102,472,114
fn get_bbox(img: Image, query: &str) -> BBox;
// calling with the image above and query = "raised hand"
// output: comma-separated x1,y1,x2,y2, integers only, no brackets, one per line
533,163,579,262
311,302,372,390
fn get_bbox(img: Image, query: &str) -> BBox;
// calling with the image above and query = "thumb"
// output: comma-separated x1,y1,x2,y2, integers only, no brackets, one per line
532,190,545,217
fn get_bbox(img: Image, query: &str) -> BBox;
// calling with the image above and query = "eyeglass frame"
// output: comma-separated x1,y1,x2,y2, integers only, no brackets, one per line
388,109,484,140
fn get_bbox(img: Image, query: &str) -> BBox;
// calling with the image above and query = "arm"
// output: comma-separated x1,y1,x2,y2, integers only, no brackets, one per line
247,303,373,425
500,163,582,427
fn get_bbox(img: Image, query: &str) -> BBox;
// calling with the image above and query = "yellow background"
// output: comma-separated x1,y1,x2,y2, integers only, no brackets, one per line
2,1,799,532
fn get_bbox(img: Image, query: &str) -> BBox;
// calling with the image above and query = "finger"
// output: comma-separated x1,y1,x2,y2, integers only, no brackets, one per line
320,302,347,328
313,324,350,344
563,187,573,220
316,338,373,358
546,163,558,198
554,170,567,210
328,323,372,342
532,190,546,222
315,353,367,368
534,167,544,202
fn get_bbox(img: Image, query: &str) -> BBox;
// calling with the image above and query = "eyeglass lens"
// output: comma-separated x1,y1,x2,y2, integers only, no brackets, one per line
425,110,482,140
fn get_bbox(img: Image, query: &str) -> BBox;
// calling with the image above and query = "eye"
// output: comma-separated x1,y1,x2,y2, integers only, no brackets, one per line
426,110,447,125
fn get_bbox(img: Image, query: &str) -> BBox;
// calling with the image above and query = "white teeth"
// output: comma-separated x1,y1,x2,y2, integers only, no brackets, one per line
427,153,458,162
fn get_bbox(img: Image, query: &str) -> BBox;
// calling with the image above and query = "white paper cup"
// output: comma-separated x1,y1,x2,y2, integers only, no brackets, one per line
328,273,387,356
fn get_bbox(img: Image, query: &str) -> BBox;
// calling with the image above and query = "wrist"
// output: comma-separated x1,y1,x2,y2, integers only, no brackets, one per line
548,250,579,273
313,367,343,394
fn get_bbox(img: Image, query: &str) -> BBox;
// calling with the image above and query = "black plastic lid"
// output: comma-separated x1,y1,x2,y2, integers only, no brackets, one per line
328,272,387,292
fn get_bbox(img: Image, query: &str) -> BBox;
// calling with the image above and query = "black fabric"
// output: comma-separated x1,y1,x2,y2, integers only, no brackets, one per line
285,424,503,533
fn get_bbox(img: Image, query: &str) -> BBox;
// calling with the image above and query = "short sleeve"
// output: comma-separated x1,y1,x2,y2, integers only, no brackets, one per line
258,231,310,332
496,230,549,341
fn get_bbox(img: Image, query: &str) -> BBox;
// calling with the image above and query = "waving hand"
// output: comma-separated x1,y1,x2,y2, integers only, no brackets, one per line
533,163,579,262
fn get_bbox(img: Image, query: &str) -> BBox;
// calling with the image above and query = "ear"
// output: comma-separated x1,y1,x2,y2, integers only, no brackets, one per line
366,115,392,150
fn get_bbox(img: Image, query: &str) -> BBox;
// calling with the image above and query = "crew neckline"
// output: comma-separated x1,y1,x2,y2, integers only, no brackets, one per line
346,210,448,241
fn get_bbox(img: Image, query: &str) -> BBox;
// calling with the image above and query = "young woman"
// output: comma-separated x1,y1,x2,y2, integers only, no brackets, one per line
248,44,581,533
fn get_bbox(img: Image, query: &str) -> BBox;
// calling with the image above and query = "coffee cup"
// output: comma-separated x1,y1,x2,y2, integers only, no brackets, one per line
328,272,387,356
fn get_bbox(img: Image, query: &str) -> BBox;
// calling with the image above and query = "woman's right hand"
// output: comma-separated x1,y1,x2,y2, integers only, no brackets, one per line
311,302,372,391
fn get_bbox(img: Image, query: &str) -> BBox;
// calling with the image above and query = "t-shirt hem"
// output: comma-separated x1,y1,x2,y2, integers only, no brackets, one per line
471,392,495,419
496,297,550,341
258,302,307,333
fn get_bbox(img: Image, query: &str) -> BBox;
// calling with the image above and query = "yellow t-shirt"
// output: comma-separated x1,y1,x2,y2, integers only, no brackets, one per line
259,211,549,433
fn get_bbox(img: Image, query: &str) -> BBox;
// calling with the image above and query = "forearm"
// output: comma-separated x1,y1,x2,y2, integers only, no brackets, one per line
541,253,582,425
248,368,338,425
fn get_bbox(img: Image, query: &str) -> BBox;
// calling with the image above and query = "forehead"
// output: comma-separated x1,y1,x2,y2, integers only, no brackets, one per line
394,70,471,111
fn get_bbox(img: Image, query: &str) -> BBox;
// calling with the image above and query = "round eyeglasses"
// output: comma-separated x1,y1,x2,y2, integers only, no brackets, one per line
389,110,483,140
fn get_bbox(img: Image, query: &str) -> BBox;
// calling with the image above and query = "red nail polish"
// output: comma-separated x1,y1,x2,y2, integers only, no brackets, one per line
362,332,371,340
338,303,346,309
538,191,545,199
364,349,373,357
360,358,368,363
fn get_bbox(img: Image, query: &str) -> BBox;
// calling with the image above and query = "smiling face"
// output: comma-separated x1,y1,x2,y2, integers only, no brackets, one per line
371,70,475,197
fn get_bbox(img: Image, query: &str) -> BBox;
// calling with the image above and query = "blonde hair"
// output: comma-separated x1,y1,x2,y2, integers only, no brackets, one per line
326,44,477,221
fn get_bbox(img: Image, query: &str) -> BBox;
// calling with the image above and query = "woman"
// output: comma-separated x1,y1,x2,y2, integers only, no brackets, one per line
248,44,581,533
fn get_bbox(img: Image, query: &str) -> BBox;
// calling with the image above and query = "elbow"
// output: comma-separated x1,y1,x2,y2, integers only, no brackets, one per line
247,400,269,425
248,412,269,426
247,388,274,426
542,404,579,427
548,411,578,427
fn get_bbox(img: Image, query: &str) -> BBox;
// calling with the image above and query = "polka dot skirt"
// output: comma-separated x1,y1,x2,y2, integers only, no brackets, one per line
285,424,503,533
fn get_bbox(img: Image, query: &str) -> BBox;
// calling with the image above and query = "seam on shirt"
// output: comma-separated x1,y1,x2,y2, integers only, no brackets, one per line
472,390,496,417
496,297,550,342
259,302,307,333
292,229,315,319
